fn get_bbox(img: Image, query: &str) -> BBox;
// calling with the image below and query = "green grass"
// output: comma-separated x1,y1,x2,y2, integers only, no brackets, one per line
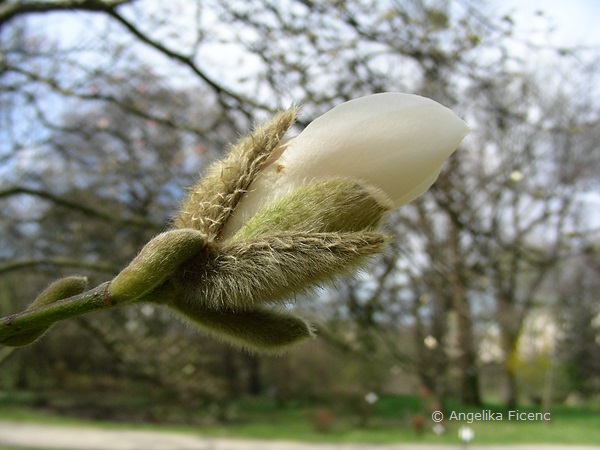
0,391,599,446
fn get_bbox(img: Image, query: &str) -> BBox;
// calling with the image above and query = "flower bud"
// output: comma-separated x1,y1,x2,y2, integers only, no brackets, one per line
223,93,469,236
29,276,88,309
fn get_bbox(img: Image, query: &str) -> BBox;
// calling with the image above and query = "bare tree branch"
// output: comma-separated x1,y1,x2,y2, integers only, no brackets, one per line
0,0,134,27
6,64,212,137
0,257,119,275
0,186,161,230
105,8,266,118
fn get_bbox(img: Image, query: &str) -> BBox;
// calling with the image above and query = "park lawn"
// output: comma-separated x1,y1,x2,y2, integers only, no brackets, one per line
196,400,600,445
0,391,599,446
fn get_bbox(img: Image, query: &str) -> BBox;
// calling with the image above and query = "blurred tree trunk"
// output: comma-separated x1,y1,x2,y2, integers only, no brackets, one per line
448,218,481,406
496,291,522,409
245,353,262,396
221,346,241,397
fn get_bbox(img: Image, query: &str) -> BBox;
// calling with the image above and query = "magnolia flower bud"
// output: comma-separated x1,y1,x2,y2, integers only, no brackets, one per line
223,93,469,237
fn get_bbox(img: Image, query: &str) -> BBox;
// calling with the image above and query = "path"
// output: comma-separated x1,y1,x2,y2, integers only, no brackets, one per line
1,421,599,450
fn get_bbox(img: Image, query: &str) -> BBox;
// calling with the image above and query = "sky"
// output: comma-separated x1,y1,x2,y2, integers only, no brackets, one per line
491,0,600,228
493,0,600,47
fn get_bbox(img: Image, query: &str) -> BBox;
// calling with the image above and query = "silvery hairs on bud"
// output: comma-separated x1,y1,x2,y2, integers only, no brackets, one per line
170,231,387,312
231,178,392,240
171,304,315,353
170,176,391,311
174,108,298,240
134,271,316,352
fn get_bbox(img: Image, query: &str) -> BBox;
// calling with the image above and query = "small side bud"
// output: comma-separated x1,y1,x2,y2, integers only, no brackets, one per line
109,229,206,304
29,276,88,309
2,276,88,347
172,304,315,353
232,178,392,240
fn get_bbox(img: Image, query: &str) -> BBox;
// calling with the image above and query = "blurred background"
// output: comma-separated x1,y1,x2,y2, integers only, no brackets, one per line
0,0,599,446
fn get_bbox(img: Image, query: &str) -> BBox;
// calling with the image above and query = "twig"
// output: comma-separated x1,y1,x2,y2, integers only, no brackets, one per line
0,282,113,345
0,258,120,275
0,186,161,231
